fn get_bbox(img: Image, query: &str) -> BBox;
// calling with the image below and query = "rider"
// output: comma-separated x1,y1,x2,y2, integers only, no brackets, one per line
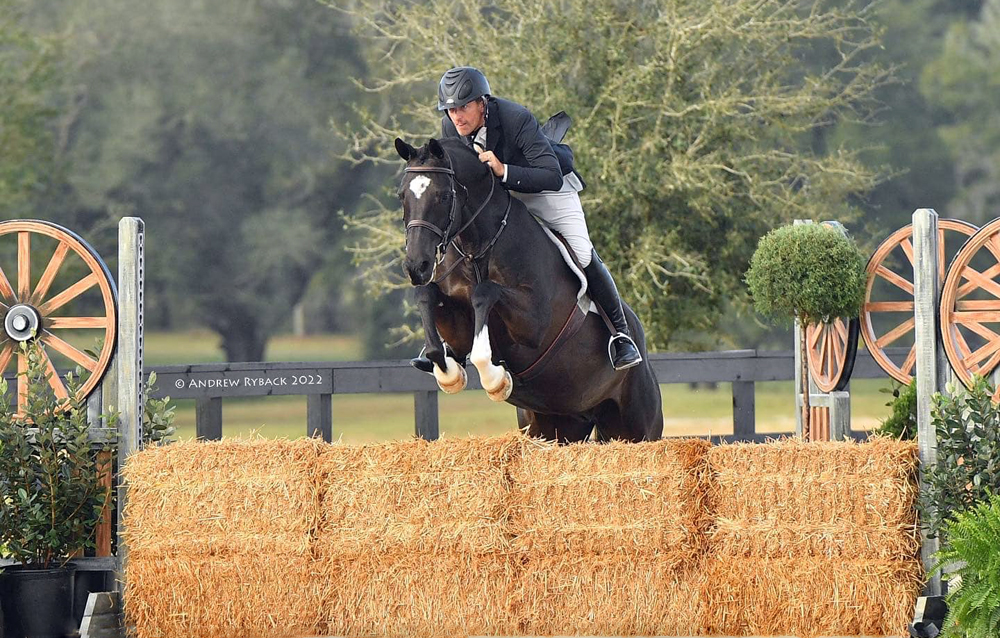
412,65,642,371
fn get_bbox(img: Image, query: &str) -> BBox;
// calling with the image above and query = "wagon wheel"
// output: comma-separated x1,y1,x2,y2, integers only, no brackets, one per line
861,219,978,385
805,317,860,393
0,220,117,414
940,217,1000,396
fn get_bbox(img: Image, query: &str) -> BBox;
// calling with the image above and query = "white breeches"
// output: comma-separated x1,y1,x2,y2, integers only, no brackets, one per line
510,172,593,267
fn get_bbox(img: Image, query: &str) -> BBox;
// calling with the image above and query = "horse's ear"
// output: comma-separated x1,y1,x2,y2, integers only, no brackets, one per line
395,138,415,161
427,138,445,160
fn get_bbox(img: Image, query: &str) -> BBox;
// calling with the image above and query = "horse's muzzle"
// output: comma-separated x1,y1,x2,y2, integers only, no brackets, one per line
405,258,434,286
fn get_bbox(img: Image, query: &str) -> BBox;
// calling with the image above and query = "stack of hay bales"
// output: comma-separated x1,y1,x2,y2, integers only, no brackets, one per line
122,434,923,638
509,438,711,636
315,433,526,638
121,439,323,638
702,438,923,637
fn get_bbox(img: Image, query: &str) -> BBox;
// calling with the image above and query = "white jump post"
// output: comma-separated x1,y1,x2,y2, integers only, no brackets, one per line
912,208,943,597
116,217,145,594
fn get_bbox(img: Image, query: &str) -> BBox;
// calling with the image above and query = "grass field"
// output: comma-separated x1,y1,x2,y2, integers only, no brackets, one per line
147,331,896,444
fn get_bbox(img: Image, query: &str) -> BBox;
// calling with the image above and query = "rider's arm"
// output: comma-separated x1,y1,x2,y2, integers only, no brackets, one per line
504,104,563,193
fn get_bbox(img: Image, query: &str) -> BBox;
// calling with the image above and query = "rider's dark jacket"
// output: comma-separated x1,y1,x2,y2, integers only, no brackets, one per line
441,96,577,194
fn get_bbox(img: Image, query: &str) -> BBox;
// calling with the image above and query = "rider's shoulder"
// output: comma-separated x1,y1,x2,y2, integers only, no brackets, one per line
491,97,537,127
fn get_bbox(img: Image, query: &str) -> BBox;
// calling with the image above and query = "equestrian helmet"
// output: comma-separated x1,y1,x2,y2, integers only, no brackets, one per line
437,66,490,111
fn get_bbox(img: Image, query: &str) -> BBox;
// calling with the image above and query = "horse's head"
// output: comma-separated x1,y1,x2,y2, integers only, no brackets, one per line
395,137,458,286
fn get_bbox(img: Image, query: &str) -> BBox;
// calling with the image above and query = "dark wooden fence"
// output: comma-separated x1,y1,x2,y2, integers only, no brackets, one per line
148,348,899,443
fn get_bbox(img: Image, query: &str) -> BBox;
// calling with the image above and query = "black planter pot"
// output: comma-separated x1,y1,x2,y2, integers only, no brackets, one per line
0,564,76,638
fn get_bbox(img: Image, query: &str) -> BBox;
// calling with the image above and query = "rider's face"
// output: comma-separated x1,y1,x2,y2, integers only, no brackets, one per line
447,99,485,136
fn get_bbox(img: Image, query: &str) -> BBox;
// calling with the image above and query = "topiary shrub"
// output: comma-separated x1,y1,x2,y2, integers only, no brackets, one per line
931,492,1000,637
921,375,1000,540
745,222,866,438
745,222,866,327
873,378,918,440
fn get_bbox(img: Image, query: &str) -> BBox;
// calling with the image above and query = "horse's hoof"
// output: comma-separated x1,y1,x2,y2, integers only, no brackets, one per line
486,370,513,402
435,362,467,394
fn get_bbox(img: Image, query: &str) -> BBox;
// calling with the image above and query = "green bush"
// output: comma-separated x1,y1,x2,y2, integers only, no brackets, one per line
745,223,866,327
932,492,1000,637
143,371,176,446
921,376,1000,540
0,342,114,568
873,379,918,439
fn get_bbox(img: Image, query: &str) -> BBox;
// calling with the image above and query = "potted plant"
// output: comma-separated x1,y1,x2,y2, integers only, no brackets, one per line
0,341,112,638
744,221,866,438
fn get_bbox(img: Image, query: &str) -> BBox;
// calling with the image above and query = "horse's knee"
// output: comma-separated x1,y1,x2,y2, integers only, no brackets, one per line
414,284,440,307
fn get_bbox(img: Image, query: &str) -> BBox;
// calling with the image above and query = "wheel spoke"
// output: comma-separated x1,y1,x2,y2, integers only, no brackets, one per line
954,326,973,359
17,347,27,411
956,262,1000,299
31,242,71,304
0,264,14,304
831,326,843,364
954,311,1000,324
39,346,69,401
46,317,108,329
875,317,915,348
964,339,1000,369
865,301,914,312
875,265,914,294
37,273,98,315
956,299,1000,311
0,342,14,376
40,331,97,371
957,320,999,344
817,327,828,374
956,265,1000,301
901,344,917,376
808,324,823,349
900,238,915,266
17,232,30,301
834,319,848,342
974,347,1000,378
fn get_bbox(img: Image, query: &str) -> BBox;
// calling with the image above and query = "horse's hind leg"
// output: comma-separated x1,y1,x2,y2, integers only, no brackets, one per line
414,284,467,393
470,281,514,401
519,408,594,444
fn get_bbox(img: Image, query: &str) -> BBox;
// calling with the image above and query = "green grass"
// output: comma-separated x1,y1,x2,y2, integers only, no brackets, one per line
150,331,897,444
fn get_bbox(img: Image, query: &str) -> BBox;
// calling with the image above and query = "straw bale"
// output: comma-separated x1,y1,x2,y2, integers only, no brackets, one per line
509,438,710,560
319,553,522,638
316,433,526,558
517,554,708,636
121,438,322,556
708,438,919,560
125,553,325,638
698,556,924,637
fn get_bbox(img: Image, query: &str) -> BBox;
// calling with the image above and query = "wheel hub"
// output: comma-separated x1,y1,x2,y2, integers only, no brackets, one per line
4,304,40,342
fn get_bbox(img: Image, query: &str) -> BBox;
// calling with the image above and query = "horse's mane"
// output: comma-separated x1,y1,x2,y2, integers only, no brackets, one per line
435,137,491,183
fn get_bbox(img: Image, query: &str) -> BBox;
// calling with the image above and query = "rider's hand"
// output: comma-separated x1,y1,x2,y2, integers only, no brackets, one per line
478,150,505,178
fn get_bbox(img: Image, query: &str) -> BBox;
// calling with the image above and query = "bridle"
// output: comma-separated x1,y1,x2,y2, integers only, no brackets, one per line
403,163,510,283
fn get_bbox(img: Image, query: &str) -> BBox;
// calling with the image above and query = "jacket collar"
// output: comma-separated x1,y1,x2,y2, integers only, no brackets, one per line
484,96,501,153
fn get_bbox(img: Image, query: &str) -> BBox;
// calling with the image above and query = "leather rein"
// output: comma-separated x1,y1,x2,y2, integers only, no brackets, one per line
403,165,511,283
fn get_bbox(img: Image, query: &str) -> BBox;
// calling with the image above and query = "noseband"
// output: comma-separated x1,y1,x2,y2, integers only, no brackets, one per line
403,163,510,282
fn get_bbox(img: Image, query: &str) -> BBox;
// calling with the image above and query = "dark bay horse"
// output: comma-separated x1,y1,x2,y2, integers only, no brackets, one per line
395,137,662,443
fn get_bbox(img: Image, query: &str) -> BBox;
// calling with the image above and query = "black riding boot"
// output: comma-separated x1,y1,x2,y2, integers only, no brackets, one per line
411,347,434,374
583,249,643,371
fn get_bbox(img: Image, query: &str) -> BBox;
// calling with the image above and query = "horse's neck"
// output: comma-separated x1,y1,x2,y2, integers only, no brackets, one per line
454,173,507,251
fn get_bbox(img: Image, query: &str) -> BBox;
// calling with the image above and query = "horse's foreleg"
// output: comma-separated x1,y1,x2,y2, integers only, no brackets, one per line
414,284,467,393
470,281,513,401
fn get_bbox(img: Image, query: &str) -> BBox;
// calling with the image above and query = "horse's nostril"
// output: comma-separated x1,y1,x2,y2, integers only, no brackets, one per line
419,260,431,274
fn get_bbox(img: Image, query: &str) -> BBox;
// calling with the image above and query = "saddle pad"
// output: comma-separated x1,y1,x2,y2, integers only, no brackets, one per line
537,224,596,316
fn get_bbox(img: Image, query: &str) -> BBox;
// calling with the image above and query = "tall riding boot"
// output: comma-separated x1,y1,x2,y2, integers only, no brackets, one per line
583,249,643,371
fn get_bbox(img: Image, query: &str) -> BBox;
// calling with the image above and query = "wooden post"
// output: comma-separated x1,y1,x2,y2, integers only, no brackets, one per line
307,393,332,442
732,381,756,441
116,217,144,595
414,391,439,440
195,397,223,440
829,391,851,441
913,208,942,596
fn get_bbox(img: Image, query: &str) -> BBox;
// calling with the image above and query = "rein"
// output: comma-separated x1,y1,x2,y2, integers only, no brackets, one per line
403,164,510,283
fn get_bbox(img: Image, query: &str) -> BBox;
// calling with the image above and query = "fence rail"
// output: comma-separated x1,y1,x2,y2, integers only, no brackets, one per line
146,348,902,443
